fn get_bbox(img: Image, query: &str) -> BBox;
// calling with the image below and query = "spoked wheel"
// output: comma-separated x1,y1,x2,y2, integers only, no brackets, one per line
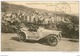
47,35,58,46
18,32,26,42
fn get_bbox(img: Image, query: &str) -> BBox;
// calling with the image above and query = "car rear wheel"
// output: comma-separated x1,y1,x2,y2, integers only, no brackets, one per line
47,35,58,46
18,32,26,42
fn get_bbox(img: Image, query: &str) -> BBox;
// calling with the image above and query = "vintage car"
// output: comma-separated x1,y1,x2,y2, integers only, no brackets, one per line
17,26,62,46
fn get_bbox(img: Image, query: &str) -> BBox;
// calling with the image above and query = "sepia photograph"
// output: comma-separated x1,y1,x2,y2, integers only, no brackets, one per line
1,1,79,51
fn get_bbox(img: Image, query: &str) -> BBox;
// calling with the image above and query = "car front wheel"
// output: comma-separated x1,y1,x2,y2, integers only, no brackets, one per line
18,32,26,42
47,35,58,46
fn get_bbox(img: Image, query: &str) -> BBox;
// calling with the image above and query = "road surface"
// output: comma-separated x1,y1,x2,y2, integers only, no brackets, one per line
1,33,79,51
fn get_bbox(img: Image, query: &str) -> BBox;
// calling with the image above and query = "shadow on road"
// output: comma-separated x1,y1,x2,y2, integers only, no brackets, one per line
68,39,79,42
11,37,49,46
11,37,20,42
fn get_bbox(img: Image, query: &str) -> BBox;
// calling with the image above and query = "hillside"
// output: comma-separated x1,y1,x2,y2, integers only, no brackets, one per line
1,2,35,13
1,2,79,25
1,2,67,15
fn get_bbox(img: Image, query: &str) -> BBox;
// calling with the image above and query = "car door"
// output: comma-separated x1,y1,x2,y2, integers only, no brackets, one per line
27,28,39,40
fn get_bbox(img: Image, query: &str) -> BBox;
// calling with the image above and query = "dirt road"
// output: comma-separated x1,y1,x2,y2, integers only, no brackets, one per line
1,33,79,51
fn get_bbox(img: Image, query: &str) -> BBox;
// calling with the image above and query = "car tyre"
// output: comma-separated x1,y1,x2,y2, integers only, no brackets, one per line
47,35,58,46
18,32,26,42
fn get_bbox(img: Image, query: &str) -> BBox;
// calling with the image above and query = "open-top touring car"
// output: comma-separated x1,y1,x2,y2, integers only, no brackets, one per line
17,25,62,46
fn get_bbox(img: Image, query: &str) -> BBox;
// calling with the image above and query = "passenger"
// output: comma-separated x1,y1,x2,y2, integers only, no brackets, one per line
37,26,44,38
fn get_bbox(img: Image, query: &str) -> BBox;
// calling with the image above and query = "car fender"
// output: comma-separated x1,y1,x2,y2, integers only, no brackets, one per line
19,28,28,39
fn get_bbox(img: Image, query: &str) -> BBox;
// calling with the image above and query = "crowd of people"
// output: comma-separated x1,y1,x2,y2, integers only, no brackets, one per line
1,10,72,32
